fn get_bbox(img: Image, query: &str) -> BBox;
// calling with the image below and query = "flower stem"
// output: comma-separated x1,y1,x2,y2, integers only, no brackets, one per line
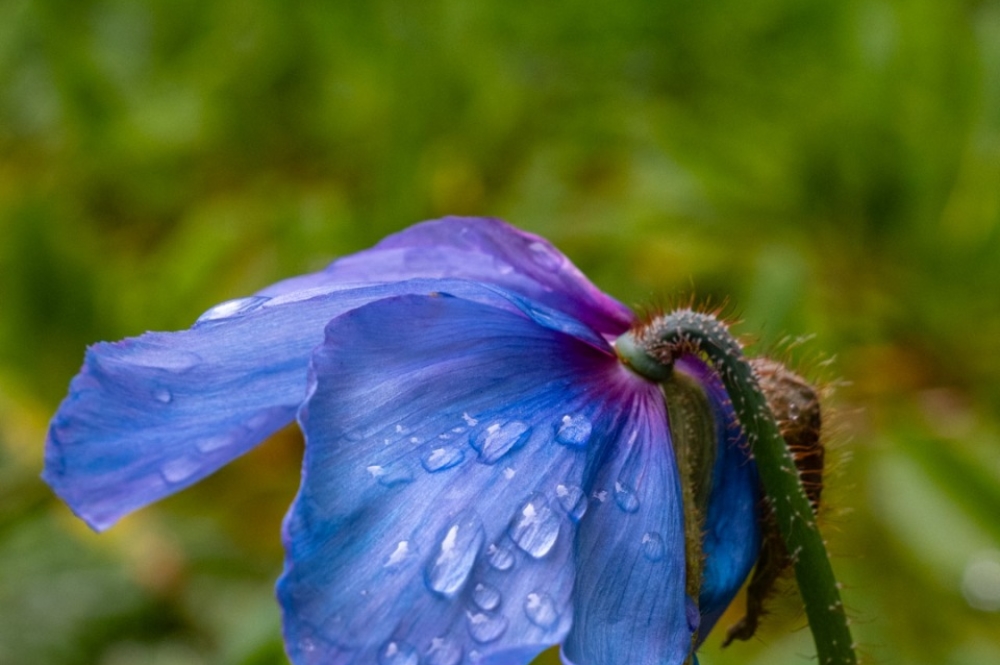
616,309,857,665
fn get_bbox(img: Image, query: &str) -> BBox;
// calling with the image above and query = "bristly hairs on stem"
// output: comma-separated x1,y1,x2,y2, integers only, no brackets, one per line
615,307,859,665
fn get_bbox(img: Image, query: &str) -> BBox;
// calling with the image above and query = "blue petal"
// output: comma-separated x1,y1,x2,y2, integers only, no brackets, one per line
43,278,607,531
257,217,634,337
676,357,761,643
562,383,694,665
278,292,643,665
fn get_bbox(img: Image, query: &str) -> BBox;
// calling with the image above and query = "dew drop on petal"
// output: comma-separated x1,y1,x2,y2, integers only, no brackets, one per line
195,296,270,324
524,592,559,628
486,542,515,571
131,349,200,372
614,481,640,513
384,540,413,569
161,457,200,483
153,388,172,404
528,240,562,271
377,464,415,488
509,494,560,558
378,640,419,665
555,484,587,522
426,512,485,597
245,411,274,434
555,414,591,448
425,637,462,665
641,532,665,562
470,421,532,464
466,612,509,643
421,446,465,472
196,433,236,453
472,582,501,611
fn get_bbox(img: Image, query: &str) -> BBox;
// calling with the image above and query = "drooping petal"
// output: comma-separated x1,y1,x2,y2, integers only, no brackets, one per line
258,217,634,337
43,278,606,532
562,380,694,665
676,356,760,642
278,292,646,665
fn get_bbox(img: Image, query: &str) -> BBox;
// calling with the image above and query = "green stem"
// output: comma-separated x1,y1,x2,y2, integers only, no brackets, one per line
617,309,857,665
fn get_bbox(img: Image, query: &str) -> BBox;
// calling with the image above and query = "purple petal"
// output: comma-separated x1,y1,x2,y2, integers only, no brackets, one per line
562,379,694,665
43,278,608,531
675,357,761,642
258,217,634,337
278,292,646,665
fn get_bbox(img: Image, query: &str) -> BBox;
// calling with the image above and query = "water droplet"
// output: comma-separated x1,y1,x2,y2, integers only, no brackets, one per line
614,481,640,513
367,464,413,487
462,412,478,427
162,456,200,483
131,349,200,372
555,414,591,447
384,541,413,569
425,637,462,665
195,296,269,324
421,446,465,472
509,494,561,558
245,411,274,433
528,241,562,271
503,467,516,480
470,421,532,464
524,592,559,628
486,542,515,571
472,582,501,611
555,484,587,522
196,433,237,453
379,640,419,665
641,532,665,561
466,611,509,643
153,388,172,403
426,512,485,597
378,465,415,487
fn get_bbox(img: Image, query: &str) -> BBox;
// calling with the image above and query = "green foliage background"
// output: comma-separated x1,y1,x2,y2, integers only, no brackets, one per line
2,0,999,663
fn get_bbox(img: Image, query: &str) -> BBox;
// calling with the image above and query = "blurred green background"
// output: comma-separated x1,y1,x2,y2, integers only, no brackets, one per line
2,0,999,663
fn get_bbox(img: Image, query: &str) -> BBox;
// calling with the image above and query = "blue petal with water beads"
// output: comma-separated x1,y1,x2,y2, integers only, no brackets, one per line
278,292,658,665
42,277,607,532
561,381,694,665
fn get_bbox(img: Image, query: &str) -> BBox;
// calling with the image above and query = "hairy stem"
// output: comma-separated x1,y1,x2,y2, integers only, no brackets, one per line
616,309,856,665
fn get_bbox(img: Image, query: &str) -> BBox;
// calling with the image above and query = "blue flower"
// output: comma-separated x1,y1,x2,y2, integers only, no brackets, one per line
44,217,760,665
